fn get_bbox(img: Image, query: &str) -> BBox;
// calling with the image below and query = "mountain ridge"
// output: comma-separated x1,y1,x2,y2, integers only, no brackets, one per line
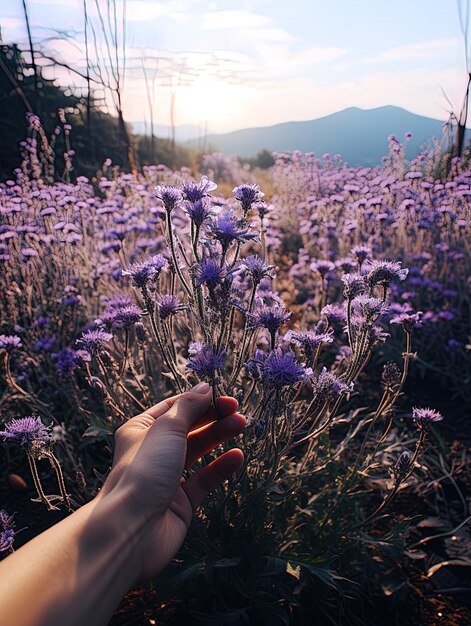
185,106,452,165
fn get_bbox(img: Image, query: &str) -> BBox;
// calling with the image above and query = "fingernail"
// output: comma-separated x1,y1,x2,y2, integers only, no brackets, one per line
191,382,210,394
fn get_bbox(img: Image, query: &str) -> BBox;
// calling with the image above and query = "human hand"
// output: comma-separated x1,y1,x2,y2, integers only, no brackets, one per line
98,382,245,582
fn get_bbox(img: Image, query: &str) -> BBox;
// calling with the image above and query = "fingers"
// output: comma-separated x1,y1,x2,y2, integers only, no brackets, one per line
186,413,246,468
156,386,239,435
182,448,244,512
137,395,181,420
190,396,239,431
125,389,238,437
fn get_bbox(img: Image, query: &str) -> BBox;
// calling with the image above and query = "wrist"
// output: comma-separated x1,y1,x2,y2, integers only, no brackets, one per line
89,486,150,587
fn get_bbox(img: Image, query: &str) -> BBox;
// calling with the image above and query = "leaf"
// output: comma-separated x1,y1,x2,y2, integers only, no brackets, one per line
259,557,287,577
286,562,301,580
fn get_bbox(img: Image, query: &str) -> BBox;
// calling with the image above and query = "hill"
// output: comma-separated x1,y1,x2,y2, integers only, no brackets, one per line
184,106,451,165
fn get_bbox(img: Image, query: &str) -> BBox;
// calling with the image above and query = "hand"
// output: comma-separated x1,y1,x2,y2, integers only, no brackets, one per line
98,382,246,582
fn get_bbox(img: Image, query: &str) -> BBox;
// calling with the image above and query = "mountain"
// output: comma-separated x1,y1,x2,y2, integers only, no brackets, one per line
185,106,451,165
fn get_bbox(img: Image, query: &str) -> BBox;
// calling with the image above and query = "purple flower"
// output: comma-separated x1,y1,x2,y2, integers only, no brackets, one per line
196,257,225,287
321,304,347,327
260,350,310,390
352,295,387,321
157,294,186,320
184,198,214,226
0,529,15,553
110,304,142,329
54,348,80,376
390,311,423,331
341,273,366,299
154,185,182,212
181,176,217,203
312,368,352,401
187,342,225,382
34,335,56,352
365,260,409,289
0,335,22,352
411,407,444,431
76,328,112,357
287,329,333,364
240,255,274,284
122,255,167,289
351,244,372,266
310,260,335,278
248,304,291,335
233,184,264,213
0,415,51,449
210,210,258,250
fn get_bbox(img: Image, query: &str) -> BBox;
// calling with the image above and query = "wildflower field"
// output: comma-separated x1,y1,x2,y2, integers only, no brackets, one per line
1,121,470,625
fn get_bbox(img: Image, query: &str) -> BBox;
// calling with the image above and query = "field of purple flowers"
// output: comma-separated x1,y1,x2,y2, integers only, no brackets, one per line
1,121,470,625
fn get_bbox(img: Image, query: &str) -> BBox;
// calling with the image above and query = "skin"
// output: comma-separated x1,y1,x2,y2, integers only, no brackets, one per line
0,382,246,626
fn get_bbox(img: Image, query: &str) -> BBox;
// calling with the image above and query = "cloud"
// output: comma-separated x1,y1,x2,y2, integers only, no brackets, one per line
371,38,460,62
201,9,272,30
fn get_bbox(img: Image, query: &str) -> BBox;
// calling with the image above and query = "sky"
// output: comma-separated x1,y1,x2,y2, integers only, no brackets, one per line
1,0,469,133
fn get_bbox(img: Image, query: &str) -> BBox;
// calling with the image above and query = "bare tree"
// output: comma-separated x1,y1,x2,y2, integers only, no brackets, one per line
455,0,471,156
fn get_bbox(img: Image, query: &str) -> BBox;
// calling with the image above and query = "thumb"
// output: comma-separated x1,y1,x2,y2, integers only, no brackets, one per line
158,382,212,434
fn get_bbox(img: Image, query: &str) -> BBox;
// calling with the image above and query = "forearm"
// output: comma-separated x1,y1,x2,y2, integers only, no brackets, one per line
0,489,144,626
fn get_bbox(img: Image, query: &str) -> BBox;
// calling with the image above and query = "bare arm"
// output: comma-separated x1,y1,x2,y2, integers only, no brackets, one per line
0,383,245,626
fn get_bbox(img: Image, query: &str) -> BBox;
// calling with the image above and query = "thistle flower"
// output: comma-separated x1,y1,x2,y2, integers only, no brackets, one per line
352,295,387,321
76,328,112,357
196,257,225,288
0,415,51,449
156,294,187,320
390,311,423,331
381,362,402,388
210,210,258,250
154,185,182,212
311,368,352,402
365,260,409,289
181,176,217,203
233,184,264,213
411,407,444,431
122,255,167,289
248,304,292,342
110,304,142,329
310,260,335,278
287,329,333,364
321,304,347,327
187,342,225,383
341,273,366,299
0,335,22,352
260,350,310,390
240,255,274,284
184,197,214,226
351,244,372,266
